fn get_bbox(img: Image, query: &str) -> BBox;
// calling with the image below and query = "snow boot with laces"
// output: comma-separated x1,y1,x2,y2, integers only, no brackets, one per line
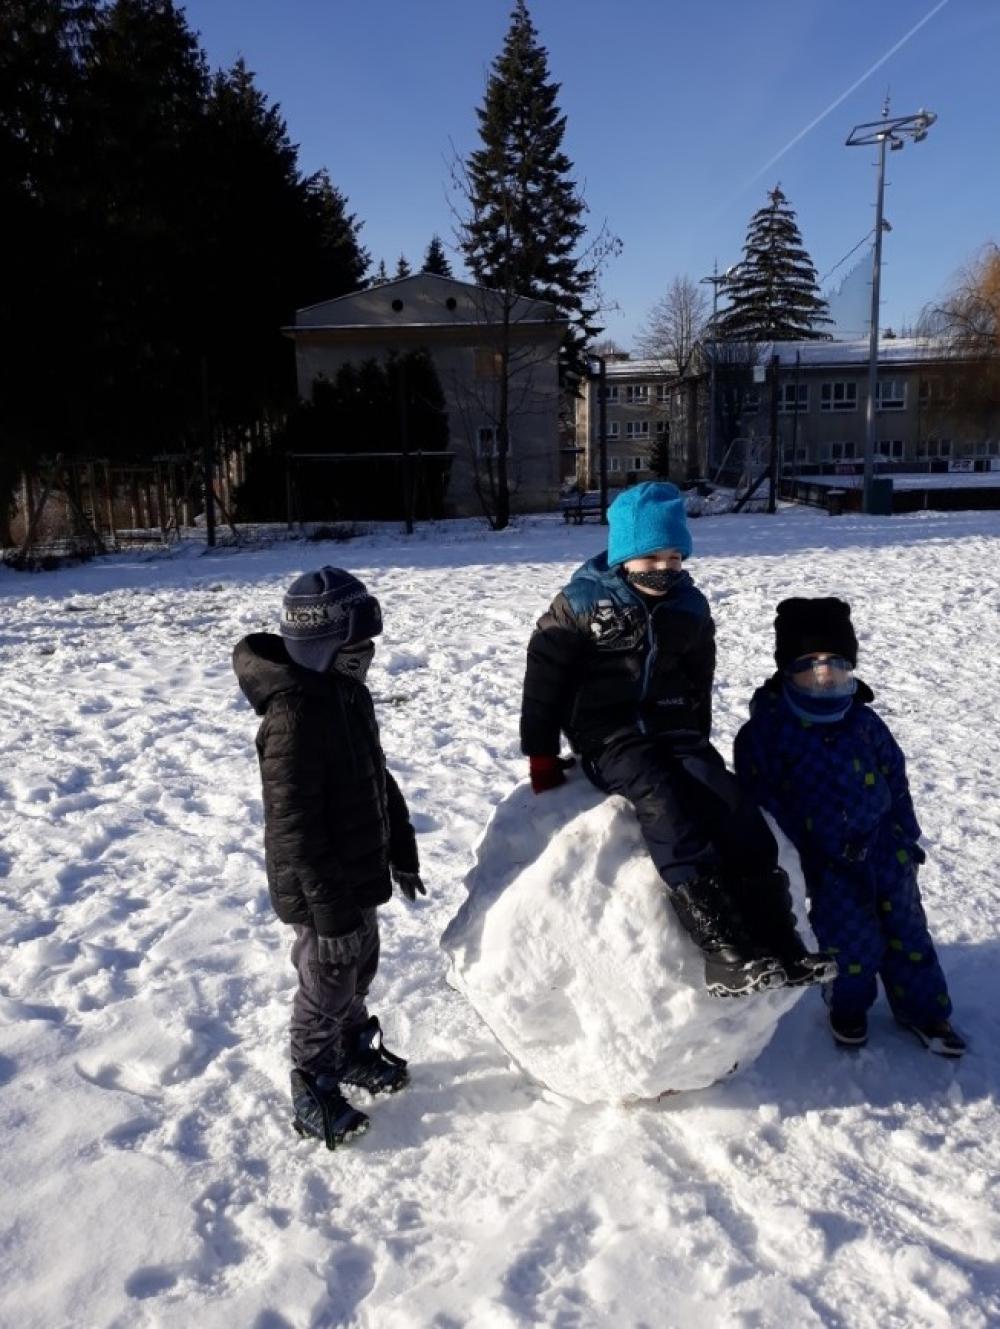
338,1016,410,1094
290,1069,369,1149
738,867,838,987
668,874,786,997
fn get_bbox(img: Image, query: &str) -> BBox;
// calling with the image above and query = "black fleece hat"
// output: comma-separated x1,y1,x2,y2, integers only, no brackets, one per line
774,597,859,670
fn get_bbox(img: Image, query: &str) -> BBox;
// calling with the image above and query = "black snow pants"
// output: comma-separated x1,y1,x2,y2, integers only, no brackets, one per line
289,909,380,1075
583,733,779,889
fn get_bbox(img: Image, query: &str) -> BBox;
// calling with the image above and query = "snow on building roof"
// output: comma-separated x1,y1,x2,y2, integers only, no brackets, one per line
596,356,679,378
741,337,954,368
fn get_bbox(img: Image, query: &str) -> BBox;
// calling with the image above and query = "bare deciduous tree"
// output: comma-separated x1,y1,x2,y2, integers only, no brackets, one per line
636,276,709,376
919,244,1000,447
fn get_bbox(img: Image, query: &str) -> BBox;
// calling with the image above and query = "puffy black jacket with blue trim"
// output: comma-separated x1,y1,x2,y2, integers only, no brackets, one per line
233,632,418,936
520,554,716,757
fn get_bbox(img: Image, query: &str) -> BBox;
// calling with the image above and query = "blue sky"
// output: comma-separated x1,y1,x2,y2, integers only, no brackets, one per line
180,0,999,346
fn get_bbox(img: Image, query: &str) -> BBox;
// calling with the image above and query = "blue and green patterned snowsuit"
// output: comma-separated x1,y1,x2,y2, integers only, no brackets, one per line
734,679,952,1024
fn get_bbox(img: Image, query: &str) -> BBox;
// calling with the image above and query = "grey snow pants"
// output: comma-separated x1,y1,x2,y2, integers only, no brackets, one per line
289,908,380,1075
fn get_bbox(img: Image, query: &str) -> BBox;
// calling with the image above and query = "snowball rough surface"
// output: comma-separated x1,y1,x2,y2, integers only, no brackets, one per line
442,776,809,1102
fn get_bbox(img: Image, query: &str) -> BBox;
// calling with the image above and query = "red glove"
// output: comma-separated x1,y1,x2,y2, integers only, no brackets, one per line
529,755,575,794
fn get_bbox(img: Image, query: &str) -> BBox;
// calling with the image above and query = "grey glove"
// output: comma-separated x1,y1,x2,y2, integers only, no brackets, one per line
391,866,427,903
316,924,365,966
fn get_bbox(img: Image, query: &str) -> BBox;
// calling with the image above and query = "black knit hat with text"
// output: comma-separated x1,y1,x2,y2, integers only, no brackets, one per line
280,567,382,673
774,597,859,670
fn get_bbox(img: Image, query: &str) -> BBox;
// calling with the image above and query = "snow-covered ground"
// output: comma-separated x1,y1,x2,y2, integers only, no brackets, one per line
2,505,998,1329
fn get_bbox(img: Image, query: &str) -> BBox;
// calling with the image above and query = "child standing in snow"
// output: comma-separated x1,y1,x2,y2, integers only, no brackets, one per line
520,481,833,998
734,597,965,1055
233,567,426,1148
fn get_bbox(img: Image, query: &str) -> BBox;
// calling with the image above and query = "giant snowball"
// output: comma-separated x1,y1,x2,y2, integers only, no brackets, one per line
441,773,810,1102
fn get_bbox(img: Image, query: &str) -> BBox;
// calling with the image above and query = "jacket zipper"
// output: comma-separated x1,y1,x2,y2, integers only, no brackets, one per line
625,587,663,735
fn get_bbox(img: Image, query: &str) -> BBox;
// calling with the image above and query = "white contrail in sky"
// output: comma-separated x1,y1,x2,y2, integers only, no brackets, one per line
720,0,950,208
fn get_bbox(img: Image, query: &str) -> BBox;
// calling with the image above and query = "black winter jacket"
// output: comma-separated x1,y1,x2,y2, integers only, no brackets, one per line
232,633,418,936
520,555,716,757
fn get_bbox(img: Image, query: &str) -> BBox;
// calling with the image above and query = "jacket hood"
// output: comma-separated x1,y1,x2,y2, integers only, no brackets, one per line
747,670,875,716
233,632,331,715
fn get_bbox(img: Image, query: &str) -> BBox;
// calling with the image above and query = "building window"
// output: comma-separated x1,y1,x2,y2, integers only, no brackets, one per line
624,384,650,405
742,390,761,414
477,427,512,458
919,377,955,406
827,441,857,461
655,384,670,404
609,456,621,473
821,381,858,412
778,383,809,413
628,456,644,472
877,439,904,458
600,385,619,403
876,378,906,411
918,438,951,459
655,420,669,437
819,441,858,463
597,421,620,439
626,421,650,439
974,439,998,456
473,348,502,379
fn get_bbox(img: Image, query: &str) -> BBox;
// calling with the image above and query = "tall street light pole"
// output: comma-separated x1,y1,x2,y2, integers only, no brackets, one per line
590,355,609,524
700,262,733,475
846,101,936,514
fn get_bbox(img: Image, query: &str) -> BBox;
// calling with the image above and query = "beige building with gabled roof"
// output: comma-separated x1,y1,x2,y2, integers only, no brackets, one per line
284,272,569,516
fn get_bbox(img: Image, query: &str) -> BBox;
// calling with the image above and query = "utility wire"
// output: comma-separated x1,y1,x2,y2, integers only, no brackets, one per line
821,230,875,286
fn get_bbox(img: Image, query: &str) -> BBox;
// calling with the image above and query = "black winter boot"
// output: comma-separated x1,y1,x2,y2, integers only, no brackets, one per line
290,1069,370,1149
338,1016,410,1095
669,875,786,997
737,868,837,987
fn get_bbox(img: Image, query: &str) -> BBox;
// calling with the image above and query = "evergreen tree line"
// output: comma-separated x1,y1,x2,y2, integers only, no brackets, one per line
1,0,369,528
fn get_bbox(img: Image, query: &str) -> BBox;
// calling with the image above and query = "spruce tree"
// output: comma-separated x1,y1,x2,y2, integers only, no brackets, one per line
0,0,98,525
71,0,211,453
460,0,597,384
715,185,832,342
394,254,411,278
372,259,389,285
298,168,369,305
421,234,453,277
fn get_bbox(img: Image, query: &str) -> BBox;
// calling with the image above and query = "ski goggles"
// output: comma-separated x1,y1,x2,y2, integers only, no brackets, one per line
787,654,854,678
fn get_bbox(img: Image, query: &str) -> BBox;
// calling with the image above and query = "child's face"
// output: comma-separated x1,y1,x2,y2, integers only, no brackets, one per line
623,548,683,590
789,652,854,694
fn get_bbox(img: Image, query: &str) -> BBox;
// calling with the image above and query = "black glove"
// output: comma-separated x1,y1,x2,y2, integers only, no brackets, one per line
312,903,365,966
316,923,365,966
391,866,427,903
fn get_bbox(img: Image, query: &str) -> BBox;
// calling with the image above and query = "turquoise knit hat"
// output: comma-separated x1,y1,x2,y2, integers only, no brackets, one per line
606,482,692,565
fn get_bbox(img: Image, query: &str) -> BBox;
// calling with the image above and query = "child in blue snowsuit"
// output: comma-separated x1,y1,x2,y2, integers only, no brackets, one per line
734,597,965,1056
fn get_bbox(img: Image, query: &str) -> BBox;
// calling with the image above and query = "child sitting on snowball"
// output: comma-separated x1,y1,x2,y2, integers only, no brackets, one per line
520,481,833,998
233,567,426,1149
734,596,965,1055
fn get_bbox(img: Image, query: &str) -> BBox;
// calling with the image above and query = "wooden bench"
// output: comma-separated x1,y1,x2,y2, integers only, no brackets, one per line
559,490,603,524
